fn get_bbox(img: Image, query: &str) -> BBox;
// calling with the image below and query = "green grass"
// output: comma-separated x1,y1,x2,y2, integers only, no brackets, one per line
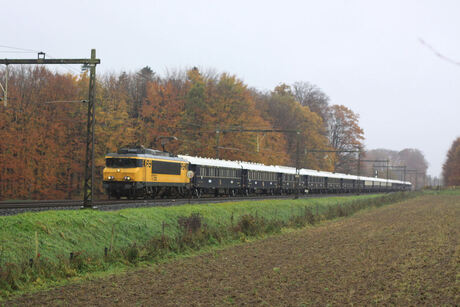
0,194,383,265
0,192,420,297
424,187,460,195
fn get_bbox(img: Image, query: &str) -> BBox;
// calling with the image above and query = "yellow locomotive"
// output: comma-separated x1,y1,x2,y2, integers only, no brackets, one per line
103,146,191,199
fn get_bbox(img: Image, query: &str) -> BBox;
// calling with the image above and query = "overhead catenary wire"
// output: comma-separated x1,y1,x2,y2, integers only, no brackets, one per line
0,51,36,54
0,44,38,52
0,44,84,75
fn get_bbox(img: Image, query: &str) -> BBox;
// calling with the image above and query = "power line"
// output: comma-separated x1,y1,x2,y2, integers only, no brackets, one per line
45,53,82,74
0,45,38,52
0,51,36,54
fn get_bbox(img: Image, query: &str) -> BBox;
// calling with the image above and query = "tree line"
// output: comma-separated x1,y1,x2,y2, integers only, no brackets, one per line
0,65,401,200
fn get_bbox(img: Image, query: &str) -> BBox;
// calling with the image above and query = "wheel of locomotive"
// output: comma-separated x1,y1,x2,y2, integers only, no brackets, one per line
110,192,120,200
127,192,134,200
152,187,158,199
194,188,201,198
177,187,187,198
142,187,150,200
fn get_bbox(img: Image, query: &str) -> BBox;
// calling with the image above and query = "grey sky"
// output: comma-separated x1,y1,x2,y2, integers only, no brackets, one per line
3,0,459,176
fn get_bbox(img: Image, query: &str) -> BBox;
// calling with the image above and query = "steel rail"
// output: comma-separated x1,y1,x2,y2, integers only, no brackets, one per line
0,192,387,212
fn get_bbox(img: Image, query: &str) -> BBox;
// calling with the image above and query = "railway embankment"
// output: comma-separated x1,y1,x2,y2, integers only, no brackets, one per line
0,192,417,298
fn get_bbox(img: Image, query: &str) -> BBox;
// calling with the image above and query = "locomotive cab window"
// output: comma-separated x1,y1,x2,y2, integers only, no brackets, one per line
152,161,181,175
106,158,143,168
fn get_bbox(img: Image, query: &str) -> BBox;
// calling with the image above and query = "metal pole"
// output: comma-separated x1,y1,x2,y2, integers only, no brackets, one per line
386,159,389,187
4,65,8,107
357,150,361,195
83,49,97,208
215,129,220,159
386,160,389,179
295,131,300,199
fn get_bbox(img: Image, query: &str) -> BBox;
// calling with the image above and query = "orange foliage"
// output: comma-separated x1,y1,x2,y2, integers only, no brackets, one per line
0,66,365,200
442,137,460,186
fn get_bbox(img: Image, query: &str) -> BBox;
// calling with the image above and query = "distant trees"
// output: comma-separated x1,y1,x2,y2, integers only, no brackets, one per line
364,148,429,188
442,137,460,186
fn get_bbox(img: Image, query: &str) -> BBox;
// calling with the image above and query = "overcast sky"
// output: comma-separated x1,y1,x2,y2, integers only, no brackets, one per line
3,0,459,176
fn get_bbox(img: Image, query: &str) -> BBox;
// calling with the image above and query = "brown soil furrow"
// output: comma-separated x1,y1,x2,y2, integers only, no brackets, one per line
5,194,459,306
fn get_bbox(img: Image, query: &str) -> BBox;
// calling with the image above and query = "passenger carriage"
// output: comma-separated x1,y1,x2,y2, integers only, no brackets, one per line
239,162,280,195
178,155,242,197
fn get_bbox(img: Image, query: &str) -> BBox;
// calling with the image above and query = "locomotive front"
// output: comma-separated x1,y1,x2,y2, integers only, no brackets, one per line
103,153,147,199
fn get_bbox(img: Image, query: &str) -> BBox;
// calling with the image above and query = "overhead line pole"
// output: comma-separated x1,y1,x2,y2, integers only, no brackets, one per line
0,65,7,107
405,169,423,190
305,148,362,194
385,165,407,182
215,127,301,198
0,50,101,208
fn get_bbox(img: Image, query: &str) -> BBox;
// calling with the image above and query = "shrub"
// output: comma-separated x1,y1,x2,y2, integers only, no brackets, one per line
178,213,202,234
125,244,139,264
236,214,265,237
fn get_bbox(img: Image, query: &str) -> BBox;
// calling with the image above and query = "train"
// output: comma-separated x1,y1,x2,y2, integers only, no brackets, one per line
102,146,412,199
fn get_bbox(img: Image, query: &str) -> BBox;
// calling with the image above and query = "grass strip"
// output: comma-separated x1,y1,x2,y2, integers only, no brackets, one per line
0,192,419,297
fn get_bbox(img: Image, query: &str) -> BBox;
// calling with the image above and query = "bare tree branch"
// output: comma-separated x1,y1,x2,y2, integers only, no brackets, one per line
419,38,460,67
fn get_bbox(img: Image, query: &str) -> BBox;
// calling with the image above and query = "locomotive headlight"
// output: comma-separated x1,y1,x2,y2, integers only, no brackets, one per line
107,176,114,180
124,176,131,181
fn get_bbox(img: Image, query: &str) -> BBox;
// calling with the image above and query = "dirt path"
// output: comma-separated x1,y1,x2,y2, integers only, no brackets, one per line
5,194,460,306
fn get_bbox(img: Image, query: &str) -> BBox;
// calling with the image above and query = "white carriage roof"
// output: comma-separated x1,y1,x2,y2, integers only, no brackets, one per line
275,165,297,174
178,155,242,169
178,154,412,186
239,161,281,173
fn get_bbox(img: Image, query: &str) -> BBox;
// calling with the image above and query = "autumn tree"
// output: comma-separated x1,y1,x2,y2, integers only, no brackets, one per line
442,137,460,186
140,73,188,153
253,84,333,170
328,105,365,174
291,81,330,127
177,68,290,164
0,66,83,199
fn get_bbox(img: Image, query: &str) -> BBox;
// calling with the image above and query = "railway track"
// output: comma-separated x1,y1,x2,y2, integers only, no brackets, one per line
0,193,376,216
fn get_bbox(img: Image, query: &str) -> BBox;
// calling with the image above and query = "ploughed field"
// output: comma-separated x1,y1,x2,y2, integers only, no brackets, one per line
7,193,459,306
